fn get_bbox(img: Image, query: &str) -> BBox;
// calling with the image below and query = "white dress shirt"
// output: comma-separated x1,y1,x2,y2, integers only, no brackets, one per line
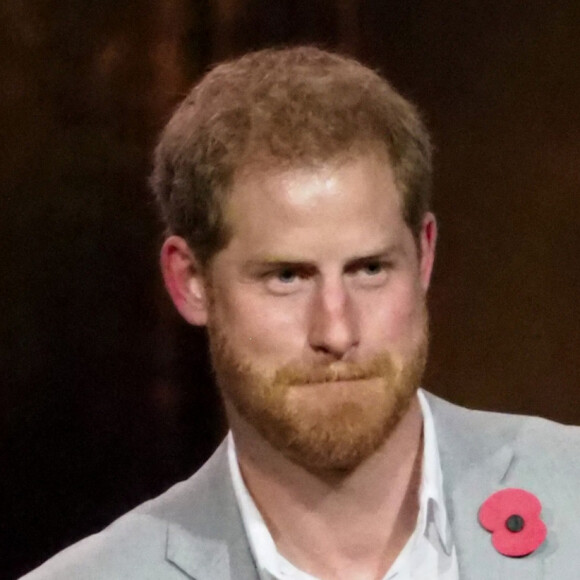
228,389,459,579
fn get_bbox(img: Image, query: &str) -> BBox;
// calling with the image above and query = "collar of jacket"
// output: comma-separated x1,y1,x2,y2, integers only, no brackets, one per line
156,439,259,580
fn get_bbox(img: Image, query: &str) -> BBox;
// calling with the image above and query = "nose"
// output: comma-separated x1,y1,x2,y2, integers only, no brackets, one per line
308,277,359,359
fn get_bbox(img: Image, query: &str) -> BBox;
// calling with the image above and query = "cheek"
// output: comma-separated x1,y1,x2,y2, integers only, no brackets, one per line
358,284,424,345
213,287,307,356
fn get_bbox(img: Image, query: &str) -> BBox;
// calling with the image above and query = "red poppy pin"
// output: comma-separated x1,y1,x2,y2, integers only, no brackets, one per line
478,488,547,557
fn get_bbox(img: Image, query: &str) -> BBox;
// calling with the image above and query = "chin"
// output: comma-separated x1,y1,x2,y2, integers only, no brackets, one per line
260,378,419,474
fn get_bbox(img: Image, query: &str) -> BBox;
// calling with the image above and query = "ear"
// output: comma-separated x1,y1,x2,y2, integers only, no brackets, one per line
418,212,437,291
160,235,209,326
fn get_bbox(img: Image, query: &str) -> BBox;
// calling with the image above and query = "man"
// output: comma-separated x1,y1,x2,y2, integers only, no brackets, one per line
22,46,580,579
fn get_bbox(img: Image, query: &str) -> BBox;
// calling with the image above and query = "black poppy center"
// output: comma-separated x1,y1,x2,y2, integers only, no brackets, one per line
505,514,525,533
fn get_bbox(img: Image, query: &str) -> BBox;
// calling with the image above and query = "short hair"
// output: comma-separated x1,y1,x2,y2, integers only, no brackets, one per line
151,46,432,266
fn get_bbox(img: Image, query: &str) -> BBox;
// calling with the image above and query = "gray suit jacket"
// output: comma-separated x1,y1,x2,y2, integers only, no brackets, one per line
21,393,580,579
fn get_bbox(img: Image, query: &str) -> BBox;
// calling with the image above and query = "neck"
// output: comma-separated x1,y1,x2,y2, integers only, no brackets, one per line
228,395,424,580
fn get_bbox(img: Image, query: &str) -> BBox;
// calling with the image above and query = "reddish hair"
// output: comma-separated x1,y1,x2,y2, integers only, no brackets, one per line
151,46,432,265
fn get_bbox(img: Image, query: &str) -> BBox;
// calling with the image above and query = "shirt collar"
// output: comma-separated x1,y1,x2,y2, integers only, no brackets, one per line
228,388,453,577
227,431,280,579
416,388,453,553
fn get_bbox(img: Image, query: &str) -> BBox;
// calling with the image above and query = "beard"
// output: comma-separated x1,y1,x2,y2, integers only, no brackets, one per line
208,310,429,474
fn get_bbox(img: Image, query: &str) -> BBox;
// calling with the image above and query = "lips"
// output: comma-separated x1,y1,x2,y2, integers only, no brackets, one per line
293,377,377,389
275,358,391,386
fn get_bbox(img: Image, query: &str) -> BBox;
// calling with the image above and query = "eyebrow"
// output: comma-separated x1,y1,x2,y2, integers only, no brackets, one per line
354,244,404,259
244,244,404,272
344,245,405,267
242,258,314,275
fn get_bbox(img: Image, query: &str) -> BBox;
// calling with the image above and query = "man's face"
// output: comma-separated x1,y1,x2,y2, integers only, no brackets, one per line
205,151,435,473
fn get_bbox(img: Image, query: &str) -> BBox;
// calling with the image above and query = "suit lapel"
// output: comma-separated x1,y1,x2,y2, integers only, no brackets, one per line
166,524,258,580
153,440,259,580
427,393,546,579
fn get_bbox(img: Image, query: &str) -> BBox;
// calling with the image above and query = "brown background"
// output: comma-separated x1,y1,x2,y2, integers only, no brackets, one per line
1,1,578,577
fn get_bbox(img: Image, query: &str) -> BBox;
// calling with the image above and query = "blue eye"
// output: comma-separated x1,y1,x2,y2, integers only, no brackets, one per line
362,261,383,275
350,260,390,287
277,268,298,283
263,267,305,295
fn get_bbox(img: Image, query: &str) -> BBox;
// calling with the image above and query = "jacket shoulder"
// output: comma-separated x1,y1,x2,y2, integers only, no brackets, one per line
426,391,580,476
19,512,174,580
20,440,236,580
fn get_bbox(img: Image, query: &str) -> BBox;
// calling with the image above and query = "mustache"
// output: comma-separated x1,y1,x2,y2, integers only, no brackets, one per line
273,353,396,386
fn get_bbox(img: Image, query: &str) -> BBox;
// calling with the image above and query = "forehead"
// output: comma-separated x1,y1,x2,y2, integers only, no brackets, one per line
220,152,409,261
227,149,404,218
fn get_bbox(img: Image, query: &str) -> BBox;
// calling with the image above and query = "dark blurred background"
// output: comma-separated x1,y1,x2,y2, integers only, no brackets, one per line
1,0,578,577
